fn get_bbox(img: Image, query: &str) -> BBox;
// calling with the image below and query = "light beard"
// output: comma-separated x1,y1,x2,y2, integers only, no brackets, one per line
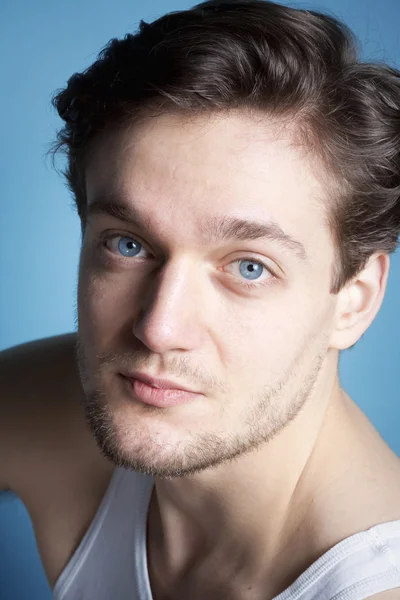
74,332,327,479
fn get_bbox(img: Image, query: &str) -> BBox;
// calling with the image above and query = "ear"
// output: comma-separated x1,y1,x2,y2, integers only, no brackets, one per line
329,253,390,351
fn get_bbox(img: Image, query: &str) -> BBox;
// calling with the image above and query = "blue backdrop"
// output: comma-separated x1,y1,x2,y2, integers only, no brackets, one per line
1,1,399,598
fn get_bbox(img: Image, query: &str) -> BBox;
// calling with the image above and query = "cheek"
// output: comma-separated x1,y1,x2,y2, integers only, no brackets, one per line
77,253,140,333
77,258,119,339
219,301,303,384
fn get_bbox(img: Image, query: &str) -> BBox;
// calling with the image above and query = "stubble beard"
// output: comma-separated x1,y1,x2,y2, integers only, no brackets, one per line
74,331,327,479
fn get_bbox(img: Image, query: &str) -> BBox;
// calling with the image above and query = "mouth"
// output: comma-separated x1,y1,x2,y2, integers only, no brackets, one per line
125,371,200,393
121,375,202,408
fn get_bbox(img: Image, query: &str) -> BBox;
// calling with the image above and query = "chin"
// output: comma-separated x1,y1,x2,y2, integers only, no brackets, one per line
85,395,254,479
80,384,197,477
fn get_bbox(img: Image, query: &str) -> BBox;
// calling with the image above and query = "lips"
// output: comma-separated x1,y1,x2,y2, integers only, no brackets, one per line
123,375,201,408
124,371,200,394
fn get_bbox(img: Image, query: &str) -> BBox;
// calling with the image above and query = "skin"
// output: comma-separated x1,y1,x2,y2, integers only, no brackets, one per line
75,109,394,599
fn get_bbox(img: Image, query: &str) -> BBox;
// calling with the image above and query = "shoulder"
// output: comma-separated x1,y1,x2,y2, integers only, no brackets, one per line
0,332,80,409
0,331,79,380
1,334,115,589
0,332,81,427
0,332,96,495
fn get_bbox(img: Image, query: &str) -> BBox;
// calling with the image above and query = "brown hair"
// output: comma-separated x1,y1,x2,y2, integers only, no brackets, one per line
49,0,400,296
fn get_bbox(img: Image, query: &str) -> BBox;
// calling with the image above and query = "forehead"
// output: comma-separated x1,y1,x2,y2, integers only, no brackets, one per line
85,111,332,257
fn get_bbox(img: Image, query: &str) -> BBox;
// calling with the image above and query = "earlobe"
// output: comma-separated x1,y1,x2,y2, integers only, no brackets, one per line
329,253,390,351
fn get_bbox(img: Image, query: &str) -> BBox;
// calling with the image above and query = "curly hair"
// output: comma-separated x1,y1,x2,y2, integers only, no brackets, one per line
49,0,400,296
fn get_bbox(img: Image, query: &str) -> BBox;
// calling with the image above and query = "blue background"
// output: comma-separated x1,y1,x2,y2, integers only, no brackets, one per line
1,1,399,598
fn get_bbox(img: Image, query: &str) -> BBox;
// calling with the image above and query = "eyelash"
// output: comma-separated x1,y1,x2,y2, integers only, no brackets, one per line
96,233,278,290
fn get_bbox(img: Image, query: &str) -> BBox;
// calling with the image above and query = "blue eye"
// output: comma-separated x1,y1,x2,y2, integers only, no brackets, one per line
116,236,142,257
238,259,264,280
102,234,145,258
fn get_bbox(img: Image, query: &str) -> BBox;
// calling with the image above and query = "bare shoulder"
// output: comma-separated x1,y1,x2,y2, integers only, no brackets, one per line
0,333,115,588
0,332,103,494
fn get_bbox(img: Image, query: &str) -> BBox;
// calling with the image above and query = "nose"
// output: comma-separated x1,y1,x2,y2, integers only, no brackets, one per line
132,258,207,354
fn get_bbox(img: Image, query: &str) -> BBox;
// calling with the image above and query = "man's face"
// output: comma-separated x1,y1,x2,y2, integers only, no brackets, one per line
77,111,338,478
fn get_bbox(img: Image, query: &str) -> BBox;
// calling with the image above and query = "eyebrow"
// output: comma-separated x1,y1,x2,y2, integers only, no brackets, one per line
86,196,309,264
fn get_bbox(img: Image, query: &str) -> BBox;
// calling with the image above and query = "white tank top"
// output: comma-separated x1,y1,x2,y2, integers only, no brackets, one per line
52,466,400,599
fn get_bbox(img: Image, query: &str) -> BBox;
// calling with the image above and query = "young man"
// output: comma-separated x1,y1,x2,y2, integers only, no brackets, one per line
1,1,400,598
